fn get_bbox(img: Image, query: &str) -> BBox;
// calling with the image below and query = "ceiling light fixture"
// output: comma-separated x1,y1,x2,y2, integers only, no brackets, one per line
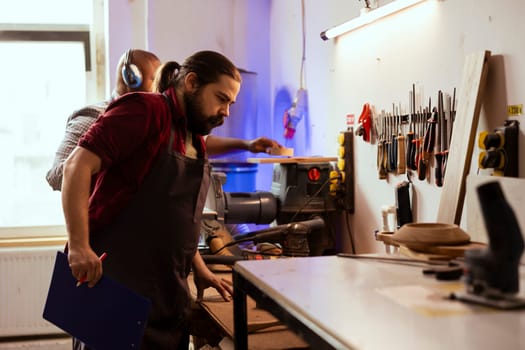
320,0,427,41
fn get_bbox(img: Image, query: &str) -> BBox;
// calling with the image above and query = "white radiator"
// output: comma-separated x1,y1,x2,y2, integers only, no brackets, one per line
0,246,65,337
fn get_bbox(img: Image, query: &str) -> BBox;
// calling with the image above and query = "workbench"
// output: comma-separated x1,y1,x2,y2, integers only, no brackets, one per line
233,255,525,350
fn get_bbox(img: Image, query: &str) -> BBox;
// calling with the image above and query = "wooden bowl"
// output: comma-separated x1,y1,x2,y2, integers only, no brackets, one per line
391,223,471,251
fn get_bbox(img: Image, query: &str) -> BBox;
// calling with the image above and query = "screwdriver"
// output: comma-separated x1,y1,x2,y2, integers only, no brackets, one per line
416,115,427,180
381,111,389,176
389,113,398,173
413,111,424,177
406,85,417,170
377,113,387,179
434,91,445,187
397,109,406,175
385,112,392,173
419,104,437,181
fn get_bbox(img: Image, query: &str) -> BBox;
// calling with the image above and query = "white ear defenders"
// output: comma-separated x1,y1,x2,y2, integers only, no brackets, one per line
121,49,143,89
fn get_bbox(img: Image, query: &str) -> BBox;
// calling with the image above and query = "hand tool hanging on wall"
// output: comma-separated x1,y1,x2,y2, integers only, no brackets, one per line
406,84,417,171
414,104,428,177
389,112,398,173
382,114,389,175
355,103,372,142
434,91,445,187
382,111,392,172
441,93,450,179
376,113,387,179
418,99,436,181
395,180,413,228
397,105,407,175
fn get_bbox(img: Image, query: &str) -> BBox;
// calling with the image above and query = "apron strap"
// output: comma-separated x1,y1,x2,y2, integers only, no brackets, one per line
162,93,177,153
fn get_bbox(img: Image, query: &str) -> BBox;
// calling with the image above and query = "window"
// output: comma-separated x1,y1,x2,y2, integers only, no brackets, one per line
0,0,104,238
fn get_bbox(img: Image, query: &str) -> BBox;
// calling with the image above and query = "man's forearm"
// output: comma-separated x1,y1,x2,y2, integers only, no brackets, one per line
206,135,249,156
192,250,208,274
61,147,100,250
62,162,91,249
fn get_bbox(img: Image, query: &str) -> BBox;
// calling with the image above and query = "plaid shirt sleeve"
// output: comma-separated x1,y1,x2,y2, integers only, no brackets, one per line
46,104,107,191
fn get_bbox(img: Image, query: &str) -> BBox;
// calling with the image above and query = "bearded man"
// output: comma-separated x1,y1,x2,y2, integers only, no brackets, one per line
62,51,241,350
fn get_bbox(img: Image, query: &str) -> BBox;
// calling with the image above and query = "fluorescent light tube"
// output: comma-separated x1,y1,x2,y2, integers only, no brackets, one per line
320,0,427,40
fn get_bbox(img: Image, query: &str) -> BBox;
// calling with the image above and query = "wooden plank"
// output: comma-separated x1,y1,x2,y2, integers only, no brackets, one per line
437,50,491,224
247,156,337,164
268,147,294,156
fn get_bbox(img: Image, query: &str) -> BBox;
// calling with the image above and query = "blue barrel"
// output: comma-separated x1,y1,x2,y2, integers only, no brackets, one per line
211,162,258,192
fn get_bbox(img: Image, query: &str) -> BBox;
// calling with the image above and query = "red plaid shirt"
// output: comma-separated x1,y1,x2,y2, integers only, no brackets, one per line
79,87,206,232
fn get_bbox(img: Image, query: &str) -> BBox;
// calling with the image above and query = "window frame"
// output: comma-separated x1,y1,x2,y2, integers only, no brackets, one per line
0,4,106,241
0,23,92,71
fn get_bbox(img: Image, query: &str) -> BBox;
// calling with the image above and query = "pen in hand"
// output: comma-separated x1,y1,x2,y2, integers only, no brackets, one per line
76,252,107,287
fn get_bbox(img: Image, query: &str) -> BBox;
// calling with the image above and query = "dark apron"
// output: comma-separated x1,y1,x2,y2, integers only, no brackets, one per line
76,122,210,349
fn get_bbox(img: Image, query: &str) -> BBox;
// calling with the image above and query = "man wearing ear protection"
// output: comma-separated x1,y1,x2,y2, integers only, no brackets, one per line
46,49,162,191
47,49,281,191
61,50,267,350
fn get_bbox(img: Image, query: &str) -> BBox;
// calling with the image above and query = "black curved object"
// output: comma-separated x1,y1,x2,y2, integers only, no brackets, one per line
464,181,524,295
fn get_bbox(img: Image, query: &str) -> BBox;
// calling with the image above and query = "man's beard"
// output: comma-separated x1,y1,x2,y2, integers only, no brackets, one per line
184,90,224,135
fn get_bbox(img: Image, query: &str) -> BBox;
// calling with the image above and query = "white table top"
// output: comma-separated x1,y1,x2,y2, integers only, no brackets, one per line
235,255,525,350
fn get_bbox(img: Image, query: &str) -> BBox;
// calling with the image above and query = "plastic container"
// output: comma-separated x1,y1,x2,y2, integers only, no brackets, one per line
211,162,258,192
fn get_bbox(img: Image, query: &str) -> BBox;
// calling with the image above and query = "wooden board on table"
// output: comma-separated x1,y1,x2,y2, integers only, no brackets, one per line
268,147,294,156
437,50,491,225
247,156,337,164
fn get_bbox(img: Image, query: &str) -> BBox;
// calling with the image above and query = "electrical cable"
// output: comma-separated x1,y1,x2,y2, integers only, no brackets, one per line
288,174,337,223
210,212,327,256
255,243,282,255
211,227,284,255
284,1,308,142
299,0,307,89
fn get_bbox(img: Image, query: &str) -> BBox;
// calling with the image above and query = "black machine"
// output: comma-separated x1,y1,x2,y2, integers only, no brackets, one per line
452,181,525,309
201,161,341,259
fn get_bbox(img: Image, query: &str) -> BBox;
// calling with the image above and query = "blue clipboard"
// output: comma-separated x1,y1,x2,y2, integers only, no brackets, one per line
43,251,151,350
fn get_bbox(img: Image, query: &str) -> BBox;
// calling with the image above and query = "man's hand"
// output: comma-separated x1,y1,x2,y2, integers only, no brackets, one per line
193,268,233,302
248,137,282,154
67,247,104,288
192,251,233,301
